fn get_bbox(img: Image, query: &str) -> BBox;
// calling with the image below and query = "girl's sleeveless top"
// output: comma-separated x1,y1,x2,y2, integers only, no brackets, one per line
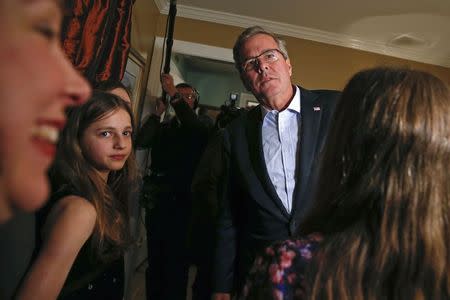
36,185,124,300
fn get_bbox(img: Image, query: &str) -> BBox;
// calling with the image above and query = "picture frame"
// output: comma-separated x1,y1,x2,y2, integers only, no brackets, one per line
122,48,146,117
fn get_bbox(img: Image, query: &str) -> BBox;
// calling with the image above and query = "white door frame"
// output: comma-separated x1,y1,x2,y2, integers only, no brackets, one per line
146,37,234,106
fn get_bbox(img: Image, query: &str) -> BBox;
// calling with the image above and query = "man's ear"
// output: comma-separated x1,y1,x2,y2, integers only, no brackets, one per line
287,58,293,76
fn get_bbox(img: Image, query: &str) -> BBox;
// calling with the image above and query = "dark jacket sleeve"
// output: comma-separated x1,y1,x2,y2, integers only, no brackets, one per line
135,114,161,149
135,100,206,149
188,130,225,260
171,99,210,136
212,129,237,293
190,130,225,233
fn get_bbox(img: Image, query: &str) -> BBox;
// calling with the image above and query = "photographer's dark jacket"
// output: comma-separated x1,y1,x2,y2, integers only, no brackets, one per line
136,100,209,204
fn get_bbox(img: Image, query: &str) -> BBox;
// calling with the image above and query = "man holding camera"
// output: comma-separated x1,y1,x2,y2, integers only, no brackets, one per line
136,73,209,300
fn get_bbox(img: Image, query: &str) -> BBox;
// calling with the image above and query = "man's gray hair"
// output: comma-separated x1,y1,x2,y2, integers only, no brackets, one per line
233,26,289,73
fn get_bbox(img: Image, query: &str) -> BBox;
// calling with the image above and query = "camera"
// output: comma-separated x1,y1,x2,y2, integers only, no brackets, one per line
227,92,239,108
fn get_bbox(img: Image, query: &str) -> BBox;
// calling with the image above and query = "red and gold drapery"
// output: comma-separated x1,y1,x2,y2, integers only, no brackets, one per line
61,0,134,83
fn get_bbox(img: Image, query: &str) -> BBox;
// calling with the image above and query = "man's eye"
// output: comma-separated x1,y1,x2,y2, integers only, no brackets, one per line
123,131,132,136
265,52,276,59
100,131,111,137
244,59,255,69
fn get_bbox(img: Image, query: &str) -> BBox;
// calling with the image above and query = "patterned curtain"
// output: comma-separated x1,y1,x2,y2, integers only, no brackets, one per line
61,0,134,83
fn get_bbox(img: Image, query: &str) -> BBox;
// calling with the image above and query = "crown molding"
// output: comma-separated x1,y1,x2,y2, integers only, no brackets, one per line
156,1,449,68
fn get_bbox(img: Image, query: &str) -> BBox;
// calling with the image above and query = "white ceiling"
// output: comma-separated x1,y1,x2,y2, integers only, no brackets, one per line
154,0,450,68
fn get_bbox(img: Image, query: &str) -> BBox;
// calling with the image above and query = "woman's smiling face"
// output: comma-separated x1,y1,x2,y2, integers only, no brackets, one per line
0,0,91,223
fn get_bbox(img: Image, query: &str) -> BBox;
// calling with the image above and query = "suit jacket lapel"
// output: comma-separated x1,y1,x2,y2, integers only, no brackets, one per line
291,87,322,217
246,107,290,218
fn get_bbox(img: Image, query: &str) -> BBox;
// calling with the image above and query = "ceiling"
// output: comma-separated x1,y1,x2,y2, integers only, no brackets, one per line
153,0,450,68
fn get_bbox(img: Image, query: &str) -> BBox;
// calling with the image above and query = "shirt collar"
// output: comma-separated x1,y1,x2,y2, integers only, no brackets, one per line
260,85,301,118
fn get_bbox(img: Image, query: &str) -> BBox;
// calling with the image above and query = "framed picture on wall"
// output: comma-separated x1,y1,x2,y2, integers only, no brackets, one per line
122,48,146,116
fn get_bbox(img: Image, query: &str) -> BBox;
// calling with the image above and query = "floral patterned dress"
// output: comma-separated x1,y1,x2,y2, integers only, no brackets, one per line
241,233,323,300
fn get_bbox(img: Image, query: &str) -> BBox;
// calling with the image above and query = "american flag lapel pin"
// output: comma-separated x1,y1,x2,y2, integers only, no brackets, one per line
313,106,321,111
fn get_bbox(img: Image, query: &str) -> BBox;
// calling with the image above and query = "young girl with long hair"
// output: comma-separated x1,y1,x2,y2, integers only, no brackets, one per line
17,91,139,299
243,67,450,300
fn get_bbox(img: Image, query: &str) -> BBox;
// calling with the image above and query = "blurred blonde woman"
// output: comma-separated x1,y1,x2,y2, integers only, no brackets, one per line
0,0,90,223
0,1,89,298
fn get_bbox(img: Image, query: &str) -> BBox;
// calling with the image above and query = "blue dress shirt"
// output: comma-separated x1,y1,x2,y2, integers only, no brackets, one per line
261,86,301,214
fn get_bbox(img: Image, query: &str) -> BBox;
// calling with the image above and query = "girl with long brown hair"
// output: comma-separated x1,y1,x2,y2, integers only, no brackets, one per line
17,91,139,299
243,67,450,300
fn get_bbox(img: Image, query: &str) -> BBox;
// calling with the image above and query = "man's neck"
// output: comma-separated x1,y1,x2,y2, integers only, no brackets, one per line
260,85,295,111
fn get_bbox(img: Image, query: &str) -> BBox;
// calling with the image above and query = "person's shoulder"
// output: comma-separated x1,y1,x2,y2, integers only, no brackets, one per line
226,106,257,130
314,89,341,102
298,86,340,117
311,89,340,96
28,194,98,277
57,195,96,217
298,85,341,101
43,195,96,238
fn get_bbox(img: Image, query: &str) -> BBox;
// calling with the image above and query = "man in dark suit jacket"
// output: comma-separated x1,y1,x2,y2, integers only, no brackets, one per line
212,26,340,300
136,74,209,300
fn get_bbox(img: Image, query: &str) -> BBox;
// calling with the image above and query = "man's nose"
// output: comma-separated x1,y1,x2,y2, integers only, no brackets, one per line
256,58,270,73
